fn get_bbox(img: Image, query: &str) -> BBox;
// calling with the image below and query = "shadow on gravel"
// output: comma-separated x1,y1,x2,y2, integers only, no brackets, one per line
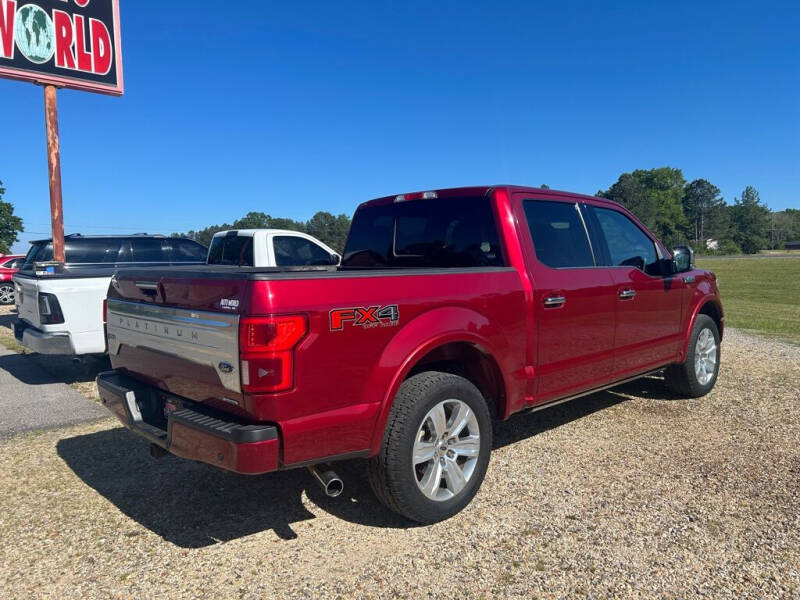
57,375,675,546
57,427,410,547
0,352,109,386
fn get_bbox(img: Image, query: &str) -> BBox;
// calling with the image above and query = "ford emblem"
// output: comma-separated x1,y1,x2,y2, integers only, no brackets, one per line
218,362,234,374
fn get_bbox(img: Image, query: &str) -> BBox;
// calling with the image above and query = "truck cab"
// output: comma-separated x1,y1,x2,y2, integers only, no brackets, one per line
207,229,340,267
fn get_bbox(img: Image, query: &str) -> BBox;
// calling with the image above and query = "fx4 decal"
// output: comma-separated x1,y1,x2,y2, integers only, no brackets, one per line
330,305,400,331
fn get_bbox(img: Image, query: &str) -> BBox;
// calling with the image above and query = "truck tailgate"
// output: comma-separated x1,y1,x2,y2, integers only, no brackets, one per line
14,275,40,327
106,299,244,408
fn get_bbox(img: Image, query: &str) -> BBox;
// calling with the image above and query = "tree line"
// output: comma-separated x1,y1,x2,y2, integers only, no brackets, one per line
1,170,798,256
596,167,799,254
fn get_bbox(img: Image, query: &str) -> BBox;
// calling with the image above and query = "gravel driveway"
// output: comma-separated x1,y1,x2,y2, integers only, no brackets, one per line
0,329,797,599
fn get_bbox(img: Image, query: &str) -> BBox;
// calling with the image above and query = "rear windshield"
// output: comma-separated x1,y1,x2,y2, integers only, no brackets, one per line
207,234,254,267
342,196,504,268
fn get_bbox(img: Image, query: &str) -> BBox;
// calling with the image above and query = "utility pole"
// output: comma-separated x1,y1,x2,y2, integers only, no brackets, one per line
43,85,66,263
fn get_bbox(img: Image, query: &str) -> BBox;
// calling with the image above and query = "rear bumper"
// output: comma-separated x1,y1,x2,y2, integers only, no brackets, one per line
14,320,74,354
97,371,280,475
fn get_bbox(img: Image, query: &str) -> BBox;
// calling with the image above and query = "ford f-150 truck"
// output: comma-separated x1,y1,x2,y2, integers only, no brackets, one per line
98,186,723,523
207,229,340,267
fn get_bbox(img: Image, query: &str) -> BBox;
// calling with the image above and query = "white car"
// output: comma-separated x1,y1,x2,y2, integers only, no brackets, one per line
207,229,340,267
13,235,207,355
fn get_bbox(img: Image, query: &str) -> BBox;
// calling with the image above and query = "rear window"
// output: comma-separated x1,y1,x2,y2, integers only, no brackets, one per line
208,234,254,266
168,239,208,263
342,196,504,268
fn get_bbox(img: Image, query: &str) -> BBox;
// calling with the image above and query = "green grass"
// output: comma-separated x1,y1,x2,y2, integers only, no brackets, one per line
696,257,800,344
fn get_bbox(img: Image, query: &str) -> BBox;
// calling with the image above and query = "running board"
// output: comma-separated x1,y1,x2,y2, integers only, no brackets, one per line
524,369,663,414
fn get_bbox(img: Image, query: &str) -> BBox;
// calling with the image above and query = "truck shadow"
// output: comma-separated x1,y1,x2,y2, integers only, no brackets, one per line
0,352,109,386
56,375,675,547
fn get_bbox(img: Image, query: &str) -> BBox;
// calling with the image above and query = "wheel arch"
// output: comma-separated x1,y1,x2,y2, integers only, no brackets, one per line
366,306,513,455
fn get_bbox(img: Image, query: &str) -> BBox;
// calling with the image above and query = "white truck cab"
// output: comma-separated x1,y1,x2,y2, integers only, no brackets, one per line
207,229,340,267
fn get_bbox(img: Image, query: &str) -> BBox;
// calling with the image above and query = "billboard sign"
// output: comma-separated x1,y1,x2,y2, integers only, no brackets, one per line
0,0,122,95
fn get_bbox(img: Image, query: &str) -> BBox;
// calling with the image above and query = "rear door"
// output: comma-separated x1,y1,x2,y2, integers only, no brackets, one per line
516,197,617,404
584,204,684,377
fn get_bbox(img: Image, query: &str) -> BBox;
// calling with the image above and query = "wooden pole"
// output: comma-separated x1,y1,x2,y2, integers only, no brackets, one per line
43,85,65,263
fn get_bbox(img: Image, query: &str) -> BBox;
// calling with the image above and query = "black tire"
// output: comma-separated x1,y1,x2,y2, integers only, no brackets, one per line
367,371,492,524
0,283,14,305
665,314,720,398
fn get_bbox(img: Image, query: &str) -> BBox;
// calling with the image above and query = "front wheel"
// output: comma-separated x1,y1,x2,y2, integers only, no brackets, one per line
0,283,14,305
665,314,721,397
368,371,492,524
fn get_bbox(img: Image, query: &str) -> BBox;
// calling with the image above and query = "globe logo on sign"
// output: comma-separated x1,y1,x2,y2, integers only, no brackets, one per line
14,4,56,64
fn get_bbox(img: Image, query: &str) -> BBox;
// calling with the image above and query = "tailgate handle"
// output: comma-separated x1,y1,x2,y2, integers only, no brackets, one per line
543,295,566,308
135,281,158,290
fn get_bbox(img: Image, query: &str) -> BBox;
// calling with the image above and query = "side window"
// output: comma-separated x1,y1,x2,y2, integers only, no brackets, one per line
273,236,333,266
65,239,123,264
129,238,166,263
170,239,208,263
592,207,658,275
523,200,594,268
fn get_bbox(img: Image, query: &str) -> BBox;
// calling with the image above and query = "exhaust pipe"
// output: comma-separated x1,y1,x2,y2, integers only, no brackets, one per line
307,464,344,497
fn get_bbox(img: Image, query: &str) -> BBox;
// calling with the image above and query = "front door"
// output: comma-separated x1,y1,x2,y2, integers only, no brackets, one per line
517,197,617,404
585,204,685,378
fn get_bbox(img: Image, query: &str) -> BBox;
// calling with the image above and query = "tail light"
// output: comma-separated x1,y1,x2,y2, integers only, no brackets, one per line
38,292,65,325
239,315,307,393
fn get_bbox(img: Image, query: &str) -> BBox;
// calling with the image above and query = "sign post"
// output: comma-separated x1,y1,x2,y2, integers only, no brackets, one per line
43,84,64,262
0,0,124,262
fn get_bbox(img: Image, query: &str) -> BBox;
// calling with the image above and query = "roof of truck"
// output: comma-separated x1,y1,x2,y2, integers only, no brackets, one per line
360,185,620,208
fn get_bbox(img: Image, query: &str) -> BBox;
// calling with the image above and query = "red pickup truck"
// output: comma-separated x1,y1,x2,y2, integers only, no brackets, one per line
98,186,723,523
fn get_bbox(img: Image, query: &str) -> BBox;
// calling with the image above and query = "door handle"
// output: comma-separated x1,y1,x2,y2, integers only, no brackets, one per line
619,289,636,300
543,295,566,308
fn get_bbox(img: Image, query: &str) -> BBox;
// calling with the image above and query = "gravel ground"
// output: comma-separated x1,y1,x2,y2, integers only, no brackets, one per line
0,329,798,599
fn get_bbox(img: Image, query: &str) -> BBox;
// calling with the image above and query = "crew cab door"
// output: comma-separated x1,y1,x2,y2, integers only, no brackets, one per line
583,204,685,377
516,197,617,404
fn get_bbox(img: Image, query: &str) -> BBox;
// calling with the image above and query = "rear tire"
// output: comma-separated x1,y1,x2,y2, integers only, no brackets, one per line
368,371,492,524
0,283,14,305
665,314,720,398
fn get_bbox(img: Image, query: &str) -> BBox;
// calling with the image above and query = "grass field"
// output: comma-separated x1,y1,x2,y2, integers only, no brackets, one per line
697,256,800,344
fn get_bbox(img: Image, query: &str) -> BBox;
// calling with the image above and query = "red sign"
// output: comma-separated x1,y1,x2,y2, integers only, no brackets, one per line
0,0,123,96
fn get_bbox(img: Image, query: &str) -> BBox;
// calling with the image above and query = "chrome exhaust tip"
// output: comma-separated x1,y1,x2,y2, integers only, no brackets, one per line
307,464,344,497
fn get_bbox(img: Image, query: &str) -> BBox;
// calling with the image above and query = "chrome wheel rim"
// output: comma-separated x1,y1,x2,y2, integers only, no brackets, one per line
0,284,13,304
413,399,481,502
694,328,717,385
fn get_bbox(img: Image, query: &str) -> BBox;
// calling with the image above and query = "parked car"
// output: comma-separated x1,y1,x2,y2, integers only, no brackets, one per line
0,255,25,305
13,234,207,356
207,229,340,267
97,186,723,523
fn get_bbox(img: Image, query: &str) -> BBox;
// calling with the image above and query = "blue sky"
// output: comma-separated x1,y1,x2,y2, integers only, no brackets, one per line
2,1,798,253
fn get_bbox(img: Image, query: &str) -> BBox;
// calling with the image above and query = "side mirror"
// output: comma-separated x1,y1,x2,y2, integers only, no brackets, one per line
672,245,694,273
330,253,341,266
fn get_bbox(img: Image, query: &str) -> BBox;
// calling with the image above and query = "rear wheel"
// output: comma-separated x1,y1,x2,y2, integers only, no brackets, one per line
665,314,720,397
368,371,492,524
0,283,14,305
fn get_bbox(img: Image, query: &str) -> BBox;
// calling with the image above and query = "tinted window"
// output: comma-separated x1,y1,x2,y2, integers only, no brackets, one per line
169,239,207,263
207,234,254,266
1,258,23,269
523,200,594,268
22,242,53,268
343,196,504,268
592,207,658,274
129,238,166,262
64,239,124,263
273,236,333,266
